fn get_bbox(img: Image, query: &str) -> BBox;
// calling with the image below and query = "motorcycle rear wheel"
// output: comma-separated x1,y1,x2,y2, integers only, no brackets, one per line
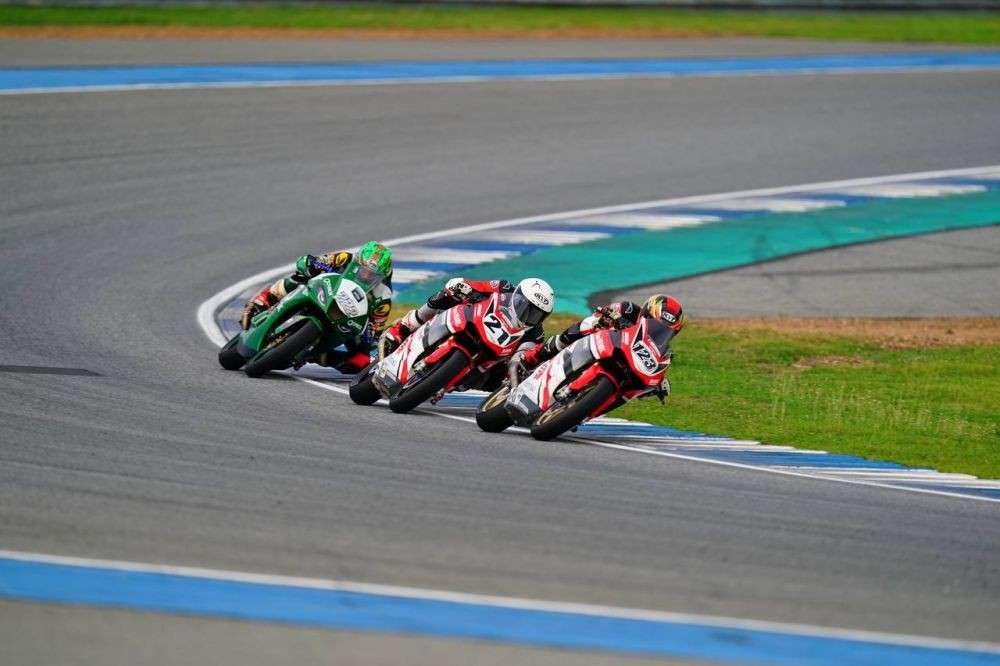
348,363,382,406
475,384,513,433
530,375,615,441
218,335,246,370
388,349,467,414
244,321,320,378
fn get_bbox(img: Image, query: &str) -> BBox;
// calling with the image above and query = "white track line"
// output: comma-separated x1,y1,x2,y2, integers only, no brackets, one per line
198,164,1000,504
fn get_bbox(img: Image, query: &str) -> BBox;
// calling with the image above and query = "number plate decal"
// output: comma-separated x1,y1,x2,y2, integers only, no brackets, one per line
631,339,658,373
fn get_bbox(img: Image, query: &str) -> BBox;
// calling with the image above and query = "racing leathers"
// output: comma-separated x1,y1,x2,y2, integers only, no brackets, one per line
240,250,392,373
381,278,545,391
509,300,671,399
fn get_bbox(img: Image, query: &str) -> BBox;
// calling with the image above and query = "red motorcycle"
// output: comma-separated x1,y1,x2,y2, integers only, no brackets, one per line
478,316,673,440
349,288,546,413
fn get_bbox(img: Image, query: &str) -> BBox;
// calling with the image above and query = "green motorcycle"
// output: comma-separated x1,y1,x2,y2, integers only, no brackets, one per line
218,260,373,378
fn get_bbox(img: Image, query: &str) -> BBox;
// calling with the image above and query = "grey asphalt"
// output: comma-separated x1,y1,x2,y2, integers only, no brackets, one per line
617,224,1000,316
1,39,1000,663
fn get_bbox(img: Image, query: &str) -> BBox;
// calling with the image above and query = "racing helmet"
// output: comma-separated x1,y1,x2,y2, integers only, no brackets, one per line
642,294,685,333
510,278,554,327
351,241,393,289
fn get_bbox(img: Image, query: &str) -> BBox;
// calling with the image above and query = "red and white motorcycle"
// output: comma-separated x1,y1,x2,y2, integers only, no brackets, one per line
476,316,674,440
349,279,554,414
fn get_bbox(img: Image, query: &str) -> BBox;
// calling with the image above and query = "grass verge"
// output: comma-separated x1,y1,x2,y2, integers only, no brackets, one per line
2,5,1000,44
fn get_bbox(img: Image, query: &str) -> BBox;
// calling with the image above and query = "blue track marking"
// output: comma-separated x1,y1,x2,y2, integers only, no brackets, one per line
3,52,1000,93
2,554,998,665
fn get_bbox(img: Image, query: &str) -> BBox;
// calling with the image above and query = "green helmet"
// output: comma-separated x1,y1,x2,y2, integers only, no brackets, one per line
348,241,392,290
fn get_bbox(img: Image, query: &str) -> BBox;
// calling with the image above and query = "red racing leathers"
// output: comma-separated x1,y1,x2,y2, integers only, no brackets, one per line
511,301,642,380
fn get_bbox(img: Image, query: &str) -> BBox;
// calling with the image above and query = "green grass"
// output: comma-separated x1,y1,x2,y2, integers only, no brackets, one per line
3,4,1000,44
590,320,1000,479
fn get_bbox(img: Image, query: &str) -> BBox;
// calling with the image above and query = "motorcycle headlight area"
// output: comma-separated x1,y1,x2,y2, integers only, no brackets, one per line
326,300,345,320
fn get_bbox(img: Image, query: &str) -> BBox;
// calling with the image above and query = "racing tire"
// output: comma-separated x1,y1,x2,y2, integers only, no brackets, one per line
244,321,320,378
348,363,382,406
218,335,246,370
475,384,513,433
530,375,616,442
388,349,468,414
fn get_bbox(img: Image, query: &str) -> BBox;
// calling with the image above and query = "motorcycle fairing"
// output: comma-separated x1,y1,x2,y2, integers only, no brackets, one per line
621,318,673,386
507,334,604,424
376,309,453,395
474,293,529,356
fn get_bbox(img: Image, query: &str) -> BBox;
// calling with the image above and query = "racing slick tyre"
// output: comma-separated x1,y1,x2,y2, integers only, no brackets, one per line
244,321,320,378
349,363,382,406
475,384,514,433
530,375,616,441
218,335,246,370
388,349,467,414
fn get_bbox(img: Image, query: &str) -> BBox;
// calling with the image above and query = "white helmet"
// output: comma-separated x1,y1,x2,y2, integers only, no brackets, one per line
510,277,554,327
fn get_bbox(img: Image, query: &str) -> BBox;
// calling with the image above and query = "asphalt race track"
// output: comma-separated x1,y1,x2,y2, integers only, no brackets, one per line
2,38,999,664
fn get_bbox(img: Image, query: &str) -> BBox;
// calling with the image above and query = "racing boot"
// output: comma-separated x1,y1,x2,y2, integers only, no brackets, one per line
240,286,279,330
378,308,424,359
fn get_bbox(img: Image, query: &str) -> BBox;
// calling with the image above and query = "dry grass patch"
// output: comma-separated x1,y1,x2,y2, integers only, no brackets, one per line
0,25,708,40
700,317,1000,349
791,355,877,370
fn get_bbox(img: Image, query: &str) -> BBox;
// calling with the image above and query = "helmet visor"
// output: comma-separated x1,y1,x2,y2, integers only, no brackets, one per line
349,262,385,290
511,289,547,327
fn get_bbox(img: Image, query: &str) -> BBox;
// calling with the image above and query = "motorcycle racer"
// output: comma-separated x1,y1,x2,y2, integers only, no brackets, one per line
510,294,684,399
380,276,555,390
239,241,393,373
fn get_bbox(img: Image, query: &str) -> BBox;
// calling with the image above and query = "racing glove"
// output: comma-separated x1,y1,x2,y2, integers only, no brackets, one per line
292,255,316,282
446,278,475,301
596,305,620,329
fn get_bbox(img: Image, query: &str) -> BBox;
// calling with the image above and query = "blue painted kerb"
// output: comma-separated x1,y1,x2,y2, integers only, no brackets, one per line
2,557,998,665
3,52,1000,91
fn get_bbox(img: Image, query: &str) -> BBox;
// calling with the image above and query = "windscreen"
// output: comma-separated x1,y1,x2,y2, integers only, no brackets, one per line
645,319,677,355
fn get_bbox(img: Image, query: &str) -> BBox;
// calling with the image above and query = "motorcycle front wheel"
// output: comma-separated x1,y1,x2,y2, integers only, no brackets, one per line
388,349,467,414
530,375,615,441
475,383,513,433
348,362,382,406
244,321,320,378
218,335,246,370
